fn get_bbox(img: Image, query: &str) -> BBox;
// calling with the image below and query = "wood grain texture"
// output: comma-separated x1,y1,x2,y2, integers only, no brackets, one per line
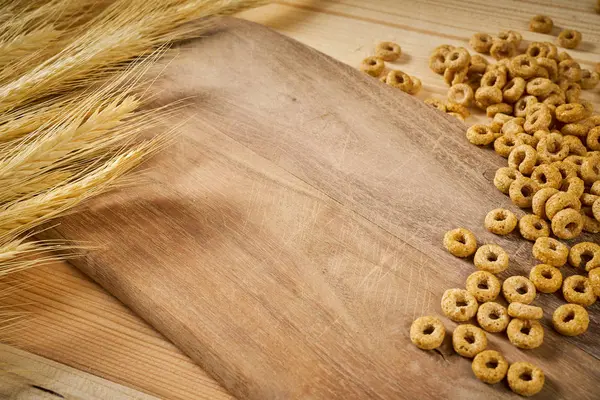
40,16,600,400
0,343,159,399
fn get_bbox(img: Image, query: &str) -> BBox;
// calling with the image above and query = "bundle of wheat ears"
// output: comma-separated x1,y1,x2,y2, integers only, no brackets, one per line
0,0,265,331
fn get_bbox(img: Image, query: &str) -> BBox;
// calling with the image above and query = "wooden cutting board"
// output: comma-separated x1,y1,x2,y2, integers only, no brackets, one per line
44,17,599,399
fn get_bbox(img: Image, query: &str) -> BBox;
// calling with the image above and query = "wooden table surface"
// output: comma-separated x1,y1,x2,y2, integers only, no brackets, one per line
1,1,598,399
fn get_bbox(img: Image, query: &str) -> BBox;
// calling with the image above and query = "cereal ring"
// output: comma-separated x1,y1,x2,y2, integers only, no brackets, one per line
582,207,600,233
408,76,422,95
495,134,524,158
443,228,477,257
558,60,582,82
514,95,537,118
509,177,539,208
475,86,503,108
503,276,536,304
529,264,562,293
466,71,483,91
446,102,470,119
533,237,569,267
529,15,553,34
508,145,537,175
531,165,561,190
510,54,539,80
490,39,516,60
524,105,552,133
580,70,600,90
552,208,584,240
484,208,517,235
508,302,543,320
561,120,591,137
568,242,600,271
558,51,572,62
542,93,566,107
429,51,447,74
469,54,489,74
590,268,600,296
592,181,600,196
375,41,401,61
445,47,470,71
563,135,587,157
424,98,447,112
537,133,569,164
536,57,558,81
410,316,446,350
526,42,549,58
385,70,413,93
557,29,582,49
518,133,538,148
466,271,501,302
565,84,581,104
502,118,525,136
587,127,600,151
581,193,599,207
507,362,545,396
476,302,509,333
534,65,550,79
443,66,468,86
433,44,455,55
360,56,385,77
563,275,596,307
466,124,495,146
507,319,544,349
581,156,600,185
546,191,581,220
552,304,589,336
470,33,493,54
474,244,509,274
519,214,550,241
498,30,522,47
532,188,560,219
552,161,578,180
447,83,473,107
441,288,479,322
486,103,512,118
526,78,553,97
472,350,508,384
580,100,593,119
453,324,487,358
556,103,585,123
494,167,522,194
560,176,585,198
502,78,526,104
481,69,507,89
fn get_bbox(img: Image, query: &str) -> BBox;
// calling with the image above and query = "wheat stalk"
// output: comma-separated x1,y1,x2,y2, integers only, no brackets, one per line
0,26,62,67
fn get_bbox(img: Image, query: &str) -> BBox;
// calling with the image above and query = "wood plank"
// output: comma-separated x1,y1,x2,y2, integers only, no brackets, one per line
39,17,600,400
0,343,158,399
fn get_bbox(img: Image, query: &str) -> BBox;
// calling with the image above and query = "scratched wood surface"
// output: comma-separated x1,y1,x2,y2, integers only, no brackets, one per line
1,1,599,399
40,15,600,399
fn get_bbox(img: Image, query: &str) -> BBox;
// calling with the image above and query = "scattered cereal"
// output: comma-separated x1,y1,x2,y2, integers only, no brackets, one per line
552,304,589,336
484,208,517,235
507,362,545,396
507,319,544,349
474,244,509,273
410,316,446,350
519,214,549,241
503,276,536,304
568,242,600,271
453,324,487,358
441,288,479,322
476,302,510,333
563,275,597,307
508,302,543,320
375,41,402,61
472,350,508,384
532,237,569,267
529,264,563,293
466,271,501,302
443,228,477,257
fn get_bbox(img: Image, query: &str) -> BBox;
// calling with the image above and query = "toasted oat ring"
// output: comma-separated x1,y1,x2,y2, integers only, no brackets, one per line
529,264,562,293
592,181,600,196
517,133,537,148
582,207,600,233
512,54,540,78
531,166,561,190
408,76,422,95
453,324,487,358
503,276,536,304
466,271,501,302
556,103,585,123
410,316,446,350
471,350,508,384
563,136,587,157
560,176,585,198
551,161,578,180
443,228,477,257
474,244,509,274
502,77,526,104
587,127,600,151
581,156,600,185
441,288,479,322
443,66,468,86
507,319,544,349
486,103,512,118
519,214,549,241
481,69,507,89
447,83,473,107
446,102,470,119
563,275,596,307
424,98,447,112
490,39,516,60
537,133,569,164
524,105,552,133
445,47,470,71
565,84,581,104
558,59,582,82
536,57,558,81
385,70,414,92
494,167,522,194
580,70,600,90
375,41,401,61
429,51,447,74
466,124,495,146
557,29,582,49
508,145,537,175
546,191,581,220
476,302,509,333
498,30,522,46
543,93,566,107
475,86,503,108
469,33,493,54
529,15,553,33
589,268,600,297
526,78,553,97
552,304,589,336
532,237,569,267
508,302,543,320
360,56,385,77
514,95,537,118
526,42,549,58
561,120,591,137
495,134,524,158
501,118,525,136
581,193,599,207
568,242,600,271
509,177,539,208
484,208,517,235
551,208,584,240
507,362,545,397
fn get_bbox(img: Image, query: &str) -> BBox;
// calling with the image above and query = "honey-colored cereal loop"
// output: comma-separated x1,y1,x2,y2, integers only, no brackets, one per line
385,70,413,93
433,44,455,55
443,228,477,257
563,135,587,157
514,95,537,118
446,102,470,119
581,156,600,185
360,56,385,77
502,77,526,103
507,319,544,350
582,207,600,233
429,51,447,74
582,99,596,119
556,103,586,123
469,55,489,74
441,288,479,322
474,244,509,274
537,133,569,164
534,65,549,79
561,120,591,137
494,167,522,194
558,59,582,82
470,33,493,54
502,118,525,135
447,83,473,107
375,41,401,61
563,275,596,307
475,86,503,108
561,176,585,198
484,208,517,235
495,134,524,158
526,42,549,58
410,316,446,350
529,15,553,34
443,66,468,86
580,70,600,90
558,51,572,62
531,166,561,190
486,103,512,118
424,98,447,112
408,76,422,95
543,93,566,107
466,271,501,303
587,127,600,151
481,69,507,89
546,191,582,219
589,268,600,297
536,57,558,81
518,133,538,148
553,304,589,336
552,208,584,240
453,324,487,358
530,264,562,293
532,188,560,219
503,276,536,304
565,84,581,104
568,242,600,271
557,29,582,49
509,177,539,208
526,78,553,97
592,181,600,196
508,145,537,175
471,350,508,384
507,362,545,397
581,193,599,207
477,302,509,333
466,71,484,91
445,47,470,71
552,161,578,180
498,30,522,47
519,214,550,241
490,39,516,60
533,237,569,267
466,124,495,146
508,302,543,320
524,106,552,133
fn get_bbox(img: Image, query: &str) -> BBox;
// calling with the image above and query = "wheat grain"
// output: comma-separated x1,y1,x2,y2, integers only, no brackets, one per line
0,26,62,67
